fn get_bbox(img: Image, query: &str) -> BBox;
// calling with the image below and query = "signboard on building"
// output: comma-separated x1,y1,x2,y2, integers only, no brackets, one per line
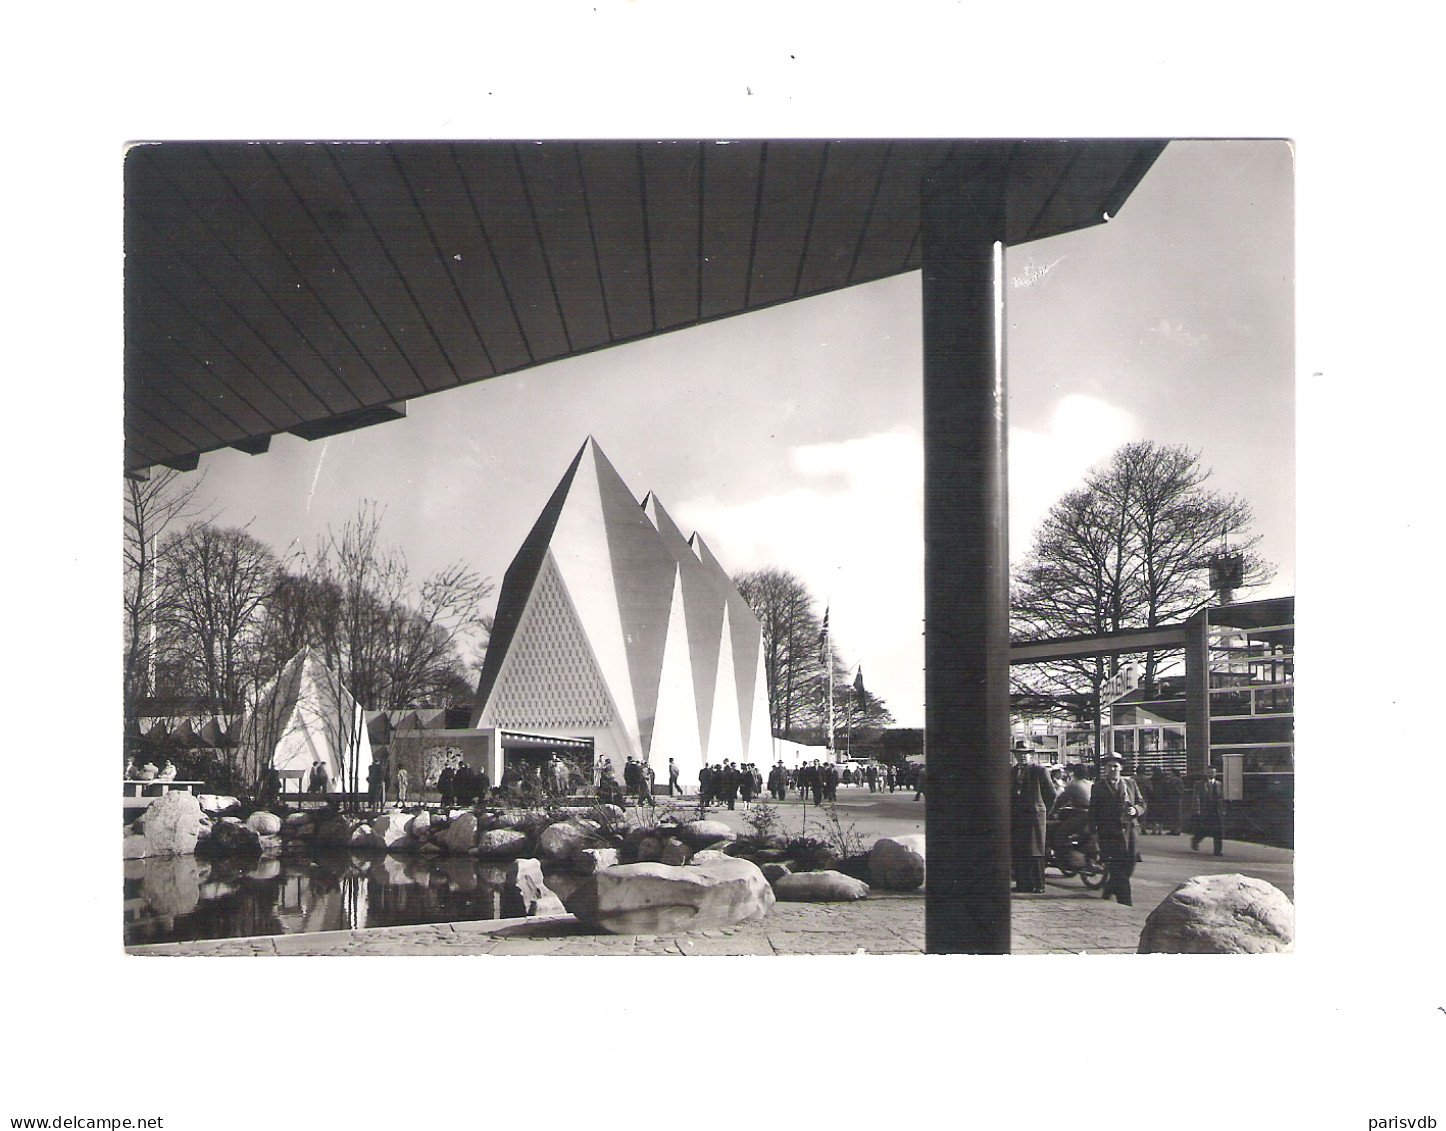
1102,663,1141,705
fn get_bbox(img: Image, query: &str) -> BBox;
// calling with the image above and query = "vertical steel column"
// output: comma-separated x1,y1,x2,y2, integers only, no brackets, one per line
921,150,1012,954
1185,607,1212,776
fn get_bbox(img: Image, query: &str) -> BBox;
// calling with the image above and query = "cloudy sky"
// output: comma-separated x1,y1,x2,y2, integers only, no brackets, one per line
182,139,1294,729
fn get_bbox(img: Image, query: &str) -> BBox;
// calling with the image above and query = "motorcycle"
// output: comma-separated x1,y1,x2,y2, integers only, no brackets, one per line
1045,810,1106,889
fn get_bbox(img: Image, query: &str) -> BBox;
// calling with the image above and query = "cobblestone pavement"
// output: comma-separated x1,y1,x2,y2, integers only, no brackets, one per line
127,886,1161,957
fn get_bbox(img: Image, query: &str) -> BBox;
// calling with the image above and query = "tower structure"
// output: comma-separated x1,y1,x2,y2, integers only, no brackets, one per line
471,438,772,785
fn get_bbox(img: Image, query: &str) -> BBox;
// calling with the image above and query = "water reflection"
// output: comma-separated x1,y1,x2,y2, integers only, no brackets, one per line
123,850,554,947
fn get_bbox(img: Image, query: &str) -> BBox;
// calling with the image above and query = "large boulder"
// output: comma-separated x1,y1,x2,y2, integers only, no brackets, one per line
476,828,533,859
406,811,433,838
760,862,792,884
350,824,382,849
196,795,242,815
437,812,480,854
537,820,604,860
136,792,205,857
672,820,737,849
773,870,870,902
200,817,262,858
572,847,619,875
869,835,926,891
368,813,413,849
512,810,554,833
660,837,691,866
246,810,283,836
1138,874,1295,954
503,859,567,917
314,815,355,847
545,872,587,904
566,858,774,934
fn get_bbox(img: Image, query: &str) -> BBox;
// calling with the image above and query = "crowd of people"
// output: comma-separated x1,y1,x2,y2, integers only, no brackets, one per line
690,758,926,808
435,754,491,807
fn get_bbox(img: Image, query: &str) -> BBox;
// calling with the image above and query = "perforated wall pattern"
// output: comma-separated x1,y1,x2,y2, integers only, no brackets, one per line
486,555,618,728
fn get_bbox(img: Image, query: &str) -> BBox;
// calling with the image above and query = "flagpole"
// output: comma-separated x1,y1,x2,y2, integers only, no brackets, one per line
823,606,834,761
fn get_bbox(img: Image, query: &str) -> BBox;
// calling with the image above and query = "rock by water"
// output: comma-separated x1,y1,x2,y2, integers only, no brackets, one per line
566,858,774,934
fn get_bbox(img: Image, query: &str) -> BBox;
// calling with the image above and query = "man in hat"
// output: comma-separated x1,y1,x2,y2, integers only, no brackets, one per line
1090,753,1147,905
1190,765,1226,856
1010,743,1057,893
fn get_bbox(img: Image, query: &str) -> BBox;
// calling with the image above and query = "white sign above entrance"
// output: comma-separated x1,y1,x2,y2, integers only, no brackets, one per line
1103,663,1142,705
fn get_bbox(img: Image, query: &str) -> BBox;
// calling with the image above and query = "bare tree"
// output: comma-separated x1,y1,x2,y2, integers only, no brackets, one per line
1011,441,1275,749
122,470,205,731
157,522,279,712
734,567,823,739
735,567,894,744
293,502,493,805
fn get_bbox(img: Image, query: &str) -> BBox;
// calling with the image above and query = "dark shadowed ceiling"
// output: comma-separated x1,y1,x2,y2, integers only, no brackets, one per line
124,139,1166,474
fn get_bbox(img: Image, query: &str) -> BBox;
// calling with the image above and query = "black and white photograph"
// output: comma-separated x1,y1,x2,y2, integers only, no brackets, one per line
6,5,1441,1131
117,137,1294,959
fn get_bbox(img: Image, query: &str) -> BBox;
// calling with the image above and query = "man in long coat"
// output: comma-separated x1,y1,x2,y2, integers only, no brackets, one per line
721,761,740,810
1190,765,1225,856
1010,745,1057,893
1090,754,1146,905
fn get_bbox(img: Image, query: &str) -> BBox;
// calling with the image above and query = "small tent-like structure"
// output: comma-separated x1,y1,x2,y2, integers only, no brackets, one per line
236,648,372,794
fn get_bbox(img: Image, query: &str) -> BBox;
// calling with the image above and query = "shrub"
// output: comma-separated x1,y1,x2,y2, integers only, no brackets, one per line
783,835,838,872
810,805,867,860
742,798,781,839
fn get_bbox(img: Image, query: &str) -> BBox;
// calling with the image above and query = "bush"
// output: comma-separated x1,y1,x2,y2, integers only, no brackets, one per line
809,805,867,860
742,798,781,839
783,835,838,872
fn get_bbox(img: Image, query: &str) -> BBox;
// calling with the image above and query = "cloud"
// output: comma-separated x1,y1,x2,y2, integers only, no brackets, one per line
1009,395,1138,557
662,405,1137,726
1150,316,1208,349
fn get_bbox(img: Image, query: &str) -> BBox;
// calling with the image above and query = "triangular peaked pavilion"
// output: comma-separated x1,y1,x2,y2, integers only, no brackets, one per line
235,647,373,791
471,438,773,785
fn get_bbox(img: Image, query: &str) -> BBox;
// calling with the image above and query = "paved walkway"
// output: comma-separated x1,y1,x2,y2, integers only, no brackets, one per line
128,882,1162,957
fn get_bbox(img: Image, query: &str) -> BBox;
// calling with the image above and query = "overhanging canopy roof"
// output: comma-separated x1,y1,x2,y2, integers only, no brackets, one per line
124,139,1165,474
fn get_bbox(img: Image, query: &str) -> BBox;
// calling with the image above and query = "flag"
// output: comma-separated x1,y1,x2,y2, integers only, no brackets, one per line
854,667,866,703
818,607,829,662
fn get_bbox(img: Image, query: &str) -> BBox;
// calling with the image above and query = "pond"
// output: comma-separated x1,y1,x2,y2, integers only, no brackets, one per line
123,850,576,947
